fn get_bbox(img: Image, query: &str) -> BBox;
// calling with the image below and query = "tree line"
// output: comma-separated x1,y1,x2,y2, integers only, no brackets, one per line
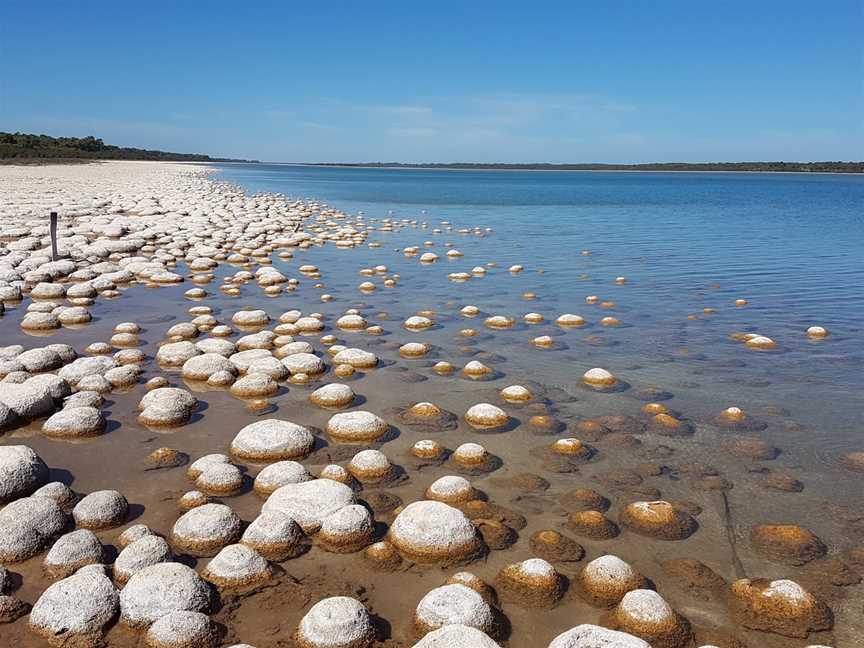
0,132,255,162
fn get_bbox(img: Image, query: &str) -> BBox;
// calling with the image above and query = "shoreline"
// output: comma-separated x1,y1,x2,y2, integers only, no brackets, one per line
267,162,864,176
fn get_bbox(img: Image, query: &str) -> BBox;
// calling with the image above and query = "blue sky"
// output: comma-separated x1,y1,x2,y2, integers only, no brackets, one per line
1,1,862,162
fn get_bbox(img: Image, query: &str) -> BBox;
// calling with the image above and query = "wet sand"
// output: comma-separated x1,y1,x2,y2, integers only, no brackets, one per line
0,161,862,647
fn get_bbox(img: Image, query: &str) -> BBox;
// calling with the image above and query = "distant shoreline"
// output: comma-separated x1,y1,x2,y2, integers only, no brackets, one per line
275,162,864,176
290,161,864,174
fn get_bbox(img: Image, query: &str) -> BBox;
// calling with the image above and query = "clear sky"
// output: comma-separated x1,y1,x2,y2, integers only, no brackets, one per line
1,1,862,163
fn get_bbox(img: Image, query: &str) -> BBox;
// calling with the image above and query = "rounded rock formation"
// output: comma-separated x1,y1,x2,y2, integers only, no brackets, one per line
171,503,243,557
310,383,355,408
230,419,315,461
464,403,509,431
548,625,650,648
73,490,128,529
120,562,212,628
296,596,375,648
145,610,217,648
201,543,272,590
347,449,394,483
195,463,244,496
241,510,305,561
29,569,119,645
327,411,389,443
317,504,375,553
42,406,106,438
414,583,496,636
0,445,49,503
607,589,692,648
495,558,564,608
253,460,313,497
43,529,104,578
529,530,584,563
582,367,618,388
425,476,475,504
729,578,832,638
575,555,647,607
262,478,357,533
389,500,484,565
750,524,826,565
619,501,697,540
114,535,173,584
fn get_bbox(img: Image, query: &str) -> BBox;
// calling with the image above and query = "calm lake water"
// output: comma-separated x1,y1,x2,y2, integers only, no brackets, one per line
216,163,864,418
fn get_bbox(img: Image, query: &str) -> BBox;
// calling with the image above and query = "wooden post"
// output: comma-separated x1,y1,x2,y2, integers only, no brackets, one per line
49,211,59,261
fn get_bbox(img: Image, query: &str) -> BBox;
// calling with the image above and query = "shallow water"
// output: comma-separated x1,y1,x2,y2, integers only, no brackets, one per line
2,164,863,647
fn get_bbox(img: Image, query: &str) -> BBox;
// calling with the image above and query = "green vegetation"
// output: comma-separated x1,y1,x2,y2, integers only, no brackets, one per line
312,161,864,173
0,132,256,162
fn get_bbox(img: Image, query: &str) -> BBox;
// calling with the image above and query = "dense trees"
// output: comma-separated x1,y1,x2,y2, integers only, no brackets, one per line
0,132,254,162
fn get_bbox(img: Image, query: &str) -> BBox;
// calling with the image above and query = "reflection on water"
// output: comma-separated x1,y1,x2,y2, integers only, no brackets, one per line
1,165,862,647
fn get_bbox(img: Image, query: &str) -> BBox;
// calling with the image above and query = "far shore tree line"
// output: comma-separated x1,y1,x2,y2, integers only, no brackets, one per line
1,132,860,172
0,132,254,163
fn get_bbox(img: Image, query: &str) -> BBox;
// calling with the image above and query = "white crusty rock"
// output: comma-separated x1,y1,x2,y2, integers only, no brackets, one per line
296,596,375,648
281,352,325,375
389,501,484,564
33,481,78,512
195,462,244,496
229,348,273,372
0,495,67,562
229,372,279,398
42,406,106,438
232,309,270,327
547,624,650,648
145,610,217,648
63,390,103,410
186,454,230,479
118,524,155,548
326,411,388,443
171,503,242,557
230,419,315,461
263,479,356,533
73,490,128,529
17,347,63,372
120,562,212,628
195,337,236,357
0,381,55,420
310,383,355,408
156,341,200,367
241,510,305,561
412,624,501,648
415,583,496,634
247,356,290,380
114,535,173,584
43,529,104,578
181,353,237,381
331,348,378,368
201,543,272,590
0,445,49,502
58,355,117,386
27,373,72,400
253,460,313,496
317,504,375,552
105,364,141,387
138,387,197,427
29,569,119,643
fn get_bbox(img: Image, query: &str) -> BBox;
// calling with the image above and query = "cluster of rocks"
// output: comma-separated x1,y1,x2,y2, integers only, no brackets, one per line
0,162,853,648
